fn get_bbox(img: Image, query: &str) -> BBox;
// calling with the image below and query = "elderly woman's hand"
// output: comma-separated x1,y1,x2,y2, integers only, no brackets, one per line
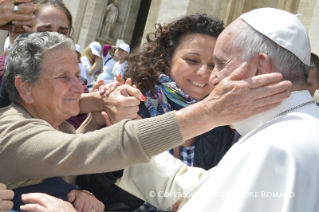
100,83,145,124
67,190,104,212
0,183,14,211
0,0,35,28
98,77,138,95
20,193,76,212
98,79,123,95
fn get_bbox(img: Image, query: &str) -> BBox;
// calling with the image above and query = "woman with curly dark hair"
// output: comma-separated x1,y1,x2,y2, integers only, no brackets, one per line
126,14,223,93
123,13,240,211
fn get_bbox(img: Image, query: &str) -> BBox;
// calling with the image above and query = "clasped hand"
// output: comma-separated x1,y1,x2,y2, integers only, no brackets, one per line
91,77,144,127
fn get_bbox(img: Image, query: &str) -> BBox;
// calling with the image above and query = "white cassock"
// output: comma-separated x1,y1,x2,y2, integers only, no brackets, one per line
116,90,319,212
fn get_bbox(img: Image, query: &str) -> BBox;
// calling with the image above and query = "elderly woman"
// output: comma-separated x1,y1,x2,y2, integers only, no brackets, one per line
0,32,185,211
0,0,142,130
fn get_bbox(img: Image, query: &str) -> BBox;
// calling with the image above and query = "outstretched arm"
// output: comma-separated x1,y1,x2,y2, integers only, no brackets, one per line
116,152,211,211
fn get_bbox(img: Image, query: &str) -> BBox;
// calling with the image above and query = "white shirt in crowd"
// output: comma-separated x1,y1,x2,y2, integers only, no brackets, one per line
80,56,94,84
112,61,127,80
78,63,87,83
97,54,116,82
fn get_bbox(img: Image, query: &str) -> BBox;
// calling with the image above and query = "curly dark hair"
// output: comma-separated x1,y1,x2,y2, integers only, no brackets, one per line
125,13,224,93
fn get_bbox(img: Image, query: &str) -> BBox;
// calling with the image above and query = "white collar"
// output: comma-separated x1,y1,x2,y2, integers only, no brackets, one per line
233,90,313,136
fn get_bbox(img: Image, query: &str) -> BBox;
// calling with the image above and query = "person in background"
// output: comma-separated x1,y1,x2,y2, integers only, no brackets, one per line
112,43,130,80
3,36,10,52
81,41,102,85
97,44,117,82
307,53,319,98
75,44,87,84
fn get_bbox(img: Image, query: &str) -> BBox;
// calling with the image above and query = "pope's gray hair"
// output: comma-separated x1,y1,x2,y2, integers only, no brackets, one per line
5,32,75,103
233,21,309,86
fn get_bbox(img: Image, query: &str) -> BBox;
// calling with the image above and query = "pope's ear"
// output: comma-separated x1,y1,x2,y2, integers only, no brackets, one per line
256,53,272,75
14,76,34,104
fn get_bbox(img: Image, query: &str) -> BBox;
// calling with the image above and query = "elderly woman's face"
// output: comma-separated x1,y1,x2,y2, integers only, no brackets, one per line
169,33,216,100
30,48,83,123
34,6,70,36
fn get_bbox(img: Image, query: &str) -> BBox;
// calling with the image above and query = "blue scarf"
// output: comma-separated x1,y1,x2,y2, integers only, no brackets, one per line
144,74,199,116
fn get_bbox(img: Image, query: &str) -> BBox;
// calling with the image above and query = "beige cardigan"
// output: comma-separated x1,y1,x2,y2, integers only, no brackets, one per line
0,104,183,189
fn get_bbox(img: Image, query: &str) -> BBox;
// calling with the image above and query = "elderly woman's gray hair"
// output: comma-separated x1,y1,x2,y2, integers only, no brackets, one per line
5,32,75,103
233,21,309,86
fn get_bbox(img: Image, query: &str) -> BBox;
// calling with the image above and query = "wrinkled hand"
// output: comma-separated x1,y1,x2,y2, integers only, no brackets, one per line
99,77,138,96
176,62,292,140
67,190,104,212
0,183,14,212
203,62,292,125
91,80,105,93
100,83,144,124
94,78,133,95
98,80,122,95
20,193,76,212
0,0,35,28
91,78,144,126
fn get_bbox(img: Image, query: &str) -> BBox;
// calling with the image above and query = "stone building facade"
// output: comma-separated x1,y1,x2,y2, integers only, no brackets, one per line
0,0,318,56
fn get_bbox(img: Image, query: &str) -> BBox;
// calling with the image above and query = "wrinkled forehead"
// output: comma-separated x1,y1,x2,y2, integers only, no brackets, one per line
43,48,76,66
214,18,243,57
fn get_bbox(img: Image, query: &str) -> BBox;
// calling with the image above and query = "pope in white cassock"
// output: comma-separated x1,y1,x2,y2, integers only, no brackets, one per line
116,8,319,212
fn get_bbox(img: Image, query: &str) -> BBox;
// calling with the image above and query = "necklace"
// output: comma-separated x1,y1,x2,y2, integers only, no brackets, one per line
273,100,315,119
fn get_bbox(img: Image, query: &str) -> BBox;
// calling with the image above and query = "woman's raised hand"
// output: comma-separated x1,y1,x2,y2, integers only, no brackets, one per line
0,0,36,30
